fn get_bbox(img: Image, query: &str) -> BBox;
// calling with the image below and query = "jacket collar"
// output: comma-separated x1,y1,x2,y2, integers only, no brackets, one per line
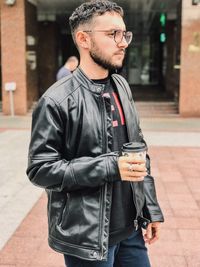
74,67,140,142
73,67,105,95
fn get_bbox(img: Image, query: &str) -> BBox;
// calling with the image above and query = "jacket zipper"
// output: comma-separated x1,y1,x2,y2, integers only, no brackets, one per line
130,183,139,230
99,91,108,260
100,90,107,153
99,183,107,260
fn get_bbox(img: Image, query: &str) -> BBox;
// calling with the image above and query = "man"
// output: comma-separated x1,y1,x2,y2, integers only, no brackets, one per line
56,56,79,80
27,1,164,266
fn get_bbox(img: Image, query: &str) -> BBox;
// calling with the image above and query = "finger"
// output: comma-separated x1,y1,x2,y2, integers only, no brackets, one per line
120,163,147,174
147,226,152,240
123,178,144,182
122,175,145,182
126,163,147,172
144,225,152,243
148,227,160,244
122,171,146,178
120,156,146,164
148,234,159,244
123,171,147,178
144,234,151,244
126,158,146,164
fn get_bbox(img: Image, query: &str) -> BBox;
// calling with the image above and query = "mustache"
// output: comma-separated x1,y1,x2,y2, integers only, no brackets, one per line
114,49,126,55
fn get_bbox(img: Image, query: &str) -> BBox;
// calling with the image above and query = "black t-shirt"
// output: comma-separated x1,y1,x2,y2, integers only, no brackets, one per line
93,77,136,246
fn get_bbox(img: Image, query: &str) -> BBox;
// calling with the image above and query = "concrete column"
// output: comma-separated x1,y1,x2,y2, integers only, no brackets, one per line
179,1,200,117
1,0,27,115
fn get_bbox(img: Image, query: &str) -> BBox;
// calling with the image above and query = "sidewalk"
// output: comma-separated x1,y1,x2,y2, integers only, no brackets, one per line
0,114,200,267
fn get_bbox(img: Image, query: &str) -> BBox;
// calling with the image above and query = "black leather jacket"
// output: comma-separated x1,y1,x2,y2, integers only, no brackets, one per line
27,68,164,261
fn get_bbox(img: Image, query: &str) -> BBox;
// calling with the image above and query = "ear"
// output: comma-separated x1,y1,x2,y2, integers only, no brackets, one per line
76,31,91,49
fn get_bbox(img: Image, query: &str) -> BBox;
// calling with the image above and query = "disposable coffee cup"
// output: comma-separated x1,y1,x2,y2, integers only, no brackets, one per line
122,142,147,161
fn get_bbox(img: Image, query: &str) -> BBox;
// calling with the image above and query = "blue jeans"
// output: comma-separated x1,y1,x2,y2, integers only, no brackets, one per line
64,229,151,267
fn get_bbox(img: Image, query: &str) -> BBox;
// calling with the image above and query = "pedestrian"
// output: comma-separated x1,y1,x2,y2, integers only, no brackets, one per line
26,1,164,267
56,56,79,80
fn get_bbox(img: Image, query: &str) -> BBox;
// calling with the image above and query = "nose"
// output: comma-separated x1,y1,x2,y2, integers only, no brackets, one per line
117,36,128,48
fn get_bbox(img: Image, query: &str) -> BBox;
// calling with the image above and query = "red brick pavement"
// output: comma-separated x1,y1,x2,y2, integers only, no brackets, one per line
0,146,200,267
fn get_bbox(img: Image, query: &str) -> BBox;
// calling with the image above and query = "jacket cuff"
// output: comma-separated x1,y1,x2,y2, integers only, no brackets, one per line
143,175,164,222
106,154,121,183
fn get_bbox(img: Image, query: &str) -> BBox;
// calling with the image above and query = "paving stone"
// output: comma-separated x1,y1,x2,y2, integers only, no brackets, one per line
185,256,200,267
178,229,200,241
149,255,188,267
174,217,200,229
173,209,200,218
164,182,190,195
158,229,181,242
148,240,184,256
168,193,199,210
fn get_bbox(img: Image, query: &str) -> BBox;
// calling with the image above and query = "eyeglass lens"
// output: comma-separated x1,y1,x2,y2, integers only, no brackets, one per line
115,31,132,44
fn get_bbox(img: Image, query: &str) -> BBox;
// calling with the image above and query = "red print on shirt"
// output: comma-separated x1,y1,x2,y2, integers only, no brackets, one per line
112,92,125,126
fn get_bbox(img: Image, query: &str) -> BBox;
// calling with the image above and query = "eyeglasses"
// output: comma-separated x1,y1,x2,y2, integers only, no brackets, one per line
83,30,133,45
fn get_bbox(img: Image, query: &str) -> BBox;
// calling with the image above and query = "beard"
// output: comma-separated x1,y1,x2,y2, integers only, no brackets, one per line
89,41,125,71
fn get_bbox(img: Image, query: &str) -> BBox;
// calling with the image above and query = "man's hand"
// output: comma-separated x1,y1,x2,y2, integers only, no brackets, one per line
118,156,147,182
143,222,161,245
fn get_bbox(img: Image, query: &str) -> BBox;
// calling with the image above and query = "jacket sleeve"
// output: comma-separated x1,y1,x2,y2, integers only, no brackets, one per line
26,96,121,192
143,154,164,222
139,125,164,222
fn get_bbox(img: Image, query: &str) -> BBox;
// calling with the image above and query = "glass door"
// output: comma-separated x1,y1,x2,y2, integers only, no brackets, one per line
127,34,161,86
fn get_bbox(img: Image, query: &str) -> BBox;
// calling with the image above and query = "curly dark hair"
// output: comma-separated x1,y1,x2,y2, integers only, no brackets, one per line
69,0,124,35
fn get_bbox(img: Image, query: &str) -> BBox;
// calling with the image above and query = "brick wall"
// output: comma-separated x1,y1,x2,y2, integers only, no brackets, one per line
0,0,38,115
179,1,200,116
1,0,27,115
0,7,2,102
25,0,39,109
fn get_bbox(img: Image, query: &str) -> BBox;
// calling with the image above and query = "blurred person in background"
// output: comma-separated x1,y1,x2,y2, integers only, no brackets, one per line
56,56,79,80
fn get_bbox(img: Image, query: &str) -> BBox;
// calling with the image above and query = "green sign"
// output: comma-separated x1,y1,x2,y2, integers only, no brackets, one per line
160,33,166,43
160,13,166,27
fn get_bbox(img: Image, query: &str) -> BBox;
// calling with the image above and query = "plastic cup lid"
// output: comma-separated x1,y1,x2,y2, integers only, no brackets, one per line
122,142,147,153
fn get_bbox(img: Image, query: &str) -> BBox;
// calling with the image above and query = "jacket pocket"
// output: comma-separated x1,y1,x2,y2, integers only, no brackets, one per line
56,187,102,249
57,193,70,226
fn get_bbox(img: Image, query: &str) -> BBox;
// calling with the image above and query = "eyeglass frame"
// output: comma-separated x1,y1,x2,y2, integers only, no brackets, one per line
83,30,133,45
